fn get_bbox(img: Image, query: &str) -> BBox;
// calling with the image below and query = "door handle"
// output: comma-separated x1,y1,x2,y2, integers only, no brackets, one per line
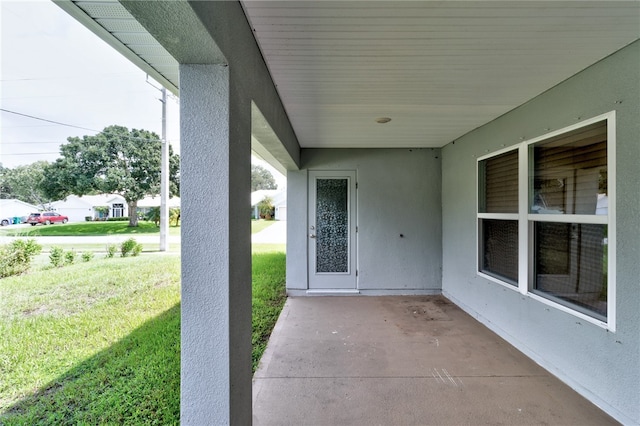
309,234,316,238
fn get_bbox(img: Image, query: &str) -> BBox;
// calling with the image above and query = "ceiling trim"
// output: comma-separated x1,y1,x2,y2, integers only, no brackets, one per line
53,0,179,96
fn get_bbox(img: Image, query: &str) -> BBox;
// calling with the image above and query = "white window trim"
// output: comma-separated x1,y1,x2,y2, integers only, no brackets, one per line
477,111,616,332
476,145,520,290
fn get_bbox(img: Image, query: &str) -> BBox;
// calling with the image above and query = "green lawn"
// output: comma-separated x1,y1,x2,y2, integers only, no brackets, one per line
0,247,286,424
251,251,287,371
0,219,273,237
0,221,180,237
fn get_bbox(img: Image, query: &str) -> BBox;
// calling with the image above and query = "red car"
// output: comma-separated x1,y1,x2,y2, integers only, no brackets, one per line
27,212,69,226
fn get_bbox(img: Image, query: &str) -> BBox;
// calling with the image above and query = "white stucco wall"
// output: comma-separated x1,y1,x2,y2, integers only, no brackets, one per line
287,148,442,294
441,41,640,424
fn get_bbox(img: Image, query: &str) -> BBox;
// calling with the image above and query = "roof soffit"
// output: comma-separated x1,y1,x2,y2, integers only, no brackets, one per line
242,1,640,148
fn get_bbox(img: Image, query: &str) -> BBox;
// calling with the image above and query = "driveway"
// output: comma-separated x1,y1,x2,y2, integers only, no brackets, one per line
252,220,286,244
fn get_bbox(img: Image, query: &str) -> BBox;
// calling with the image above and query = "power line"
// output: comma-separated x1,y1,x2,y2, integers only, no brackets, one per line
1,141,62,145
0,108,176,145
0,108,100,133
1,139,179,145
0,72,142,82
0,89,161,100
1,152,60,156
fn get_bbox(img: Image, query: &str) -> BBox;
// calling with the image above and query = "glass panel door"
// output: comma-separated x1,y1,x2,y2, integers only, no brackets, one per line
308,171,357,290
316,178,349,273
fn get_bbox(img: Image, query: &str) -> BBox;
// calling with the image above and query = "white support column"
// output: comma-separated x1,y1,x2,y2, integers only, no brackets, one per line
179,64,252,425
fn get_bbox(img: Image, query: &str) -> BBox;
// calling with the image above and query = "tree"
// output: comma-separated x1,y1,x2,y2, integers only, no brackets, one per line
147,206,160,226
251,164,277,191
43,125,180,227
258,196,275,220
146,206,180,227
0,161,51,208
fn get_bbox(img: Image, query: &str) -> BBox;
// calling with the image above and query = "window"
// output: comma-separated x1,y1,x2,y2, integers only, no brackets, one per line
530,121,607,216
480,219,518,283
112,203,124,218
478,149,519,285
477,112,615,329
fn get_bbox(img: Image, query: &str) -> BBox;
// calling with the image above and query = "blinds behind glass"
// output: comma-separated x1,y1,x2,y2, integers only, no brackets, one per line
532,122,607,215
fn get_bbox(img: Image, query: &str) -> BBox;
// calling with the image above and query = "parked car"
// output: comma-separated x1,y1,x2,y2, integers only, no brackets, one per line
1,216,23,226
27,212,69,226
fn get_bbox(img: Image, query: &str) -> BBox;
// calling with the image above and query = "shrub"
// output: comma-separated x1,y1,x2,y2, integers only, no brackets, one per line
65,250,77,265
258,196,275,220
49,246,65,268
145,207,180,227
107,217,129,222
170,207,181,227
121,238,139,257
0,239,42,278
106,244,118,258
81,252,94,262
147,207,160,226
132,243,143,257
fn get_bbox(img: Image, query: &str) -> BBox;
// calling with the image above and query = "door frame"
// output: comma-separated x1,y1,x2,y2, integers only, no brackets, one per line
307,170,358,291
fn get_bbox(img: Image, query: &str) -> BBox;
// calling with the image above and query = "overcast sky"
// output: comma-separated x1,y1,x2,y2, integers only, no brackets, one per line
1,0,181,169
0,0,285,187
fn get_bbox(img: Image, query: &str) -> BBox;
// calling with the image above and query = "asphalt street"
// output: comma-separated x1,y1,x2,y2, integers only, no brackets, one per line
0,221,287,246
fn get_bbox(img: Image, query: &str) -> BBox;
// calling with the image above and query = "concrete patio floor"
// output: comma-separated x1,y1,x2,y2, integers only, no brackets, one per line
253,296,617,425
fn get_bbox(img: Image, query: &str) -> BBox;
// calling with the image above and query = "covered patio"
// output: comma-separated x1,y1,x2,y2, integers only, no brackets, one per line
253,296,616,425
55,1,639,424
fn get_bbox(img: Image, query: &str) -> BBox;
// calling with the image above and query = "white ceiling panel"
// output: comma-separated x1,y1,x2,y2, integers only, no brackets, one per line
242,1,640,148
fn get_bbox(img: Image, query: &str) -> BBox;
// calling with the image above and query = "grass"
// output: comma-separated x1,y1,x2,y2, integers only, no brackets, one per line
0,255,181,424
0,245,286,424
0,219,278,255
0,221,181,237
251,250,287,371
1,219,275,237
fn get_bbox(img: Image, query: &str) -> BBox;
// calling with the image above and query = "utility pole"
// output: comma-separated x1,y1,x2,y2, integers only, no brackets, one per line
160,86,169,252
147,75,170,251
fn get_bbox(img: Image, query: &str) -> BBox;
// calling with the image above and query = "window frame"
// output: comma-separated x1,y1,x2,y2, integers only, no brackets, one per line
477,145,521,287
476,111,616,331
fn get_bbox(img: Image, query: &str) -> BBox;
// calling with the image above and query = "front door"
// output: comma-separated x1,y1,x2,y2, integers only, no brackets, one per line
308,171,357,290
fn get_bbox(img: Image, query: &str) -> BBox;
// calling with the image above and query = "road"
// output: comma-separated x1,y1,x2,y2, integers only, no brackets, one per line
0,221,287,245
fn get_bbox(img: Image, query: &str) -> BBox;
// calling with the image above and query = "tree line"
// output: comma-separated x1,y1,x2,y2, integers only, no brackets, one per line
1,125,179,227
1,125,279,226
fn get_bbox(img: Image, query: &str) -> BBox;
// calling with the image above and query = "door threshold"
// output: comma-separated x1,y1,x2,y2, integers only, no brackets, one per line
306,289,360,295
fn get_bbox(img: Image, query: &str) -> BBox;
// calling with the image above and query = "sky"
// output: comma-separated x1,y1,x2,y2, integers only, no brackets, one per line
0,0,285,188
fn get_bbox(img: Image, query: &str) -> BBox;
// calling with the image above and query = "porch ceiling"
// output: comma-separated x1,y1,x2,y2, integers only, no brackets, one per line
55,1,639,149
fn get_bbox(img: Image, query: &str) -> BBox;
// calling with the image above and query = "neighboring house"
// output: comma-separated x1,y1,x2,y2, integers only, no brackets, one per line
50,194,128,222
0,199,40,223
137,195,181,208
273,191,286,221
250,189,285,220
136,195,181,218
58,2,640,424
